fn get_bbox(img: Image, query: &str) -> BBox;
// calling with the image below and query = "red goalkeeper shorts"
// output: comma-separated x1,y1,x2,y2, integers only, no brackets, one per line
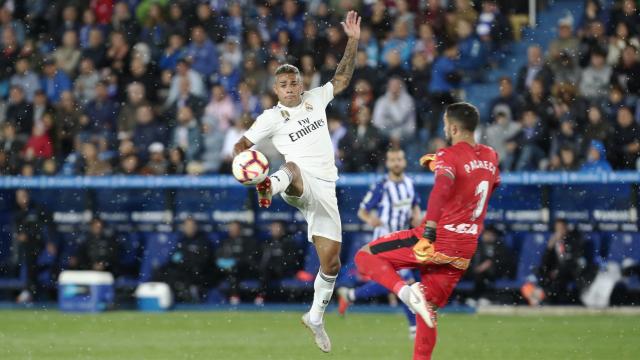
367,228,473,308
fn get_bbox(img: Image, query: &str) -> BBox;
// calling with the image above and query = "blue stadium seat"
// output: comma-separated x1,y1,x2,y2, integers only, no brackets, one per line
337,232,371,287
337,185,370,229
139,232,178,282
280,242,320,290
514,232,549,285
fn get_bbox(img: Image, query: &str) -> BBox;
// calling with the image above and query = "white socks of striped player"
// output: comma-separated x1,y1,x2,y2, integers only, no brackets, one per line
269,166,293,196
309,271,337,325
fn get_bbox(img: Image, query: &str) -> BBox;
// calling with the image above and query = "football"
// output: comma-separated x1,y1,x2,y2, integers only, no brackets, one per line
232,149,270,185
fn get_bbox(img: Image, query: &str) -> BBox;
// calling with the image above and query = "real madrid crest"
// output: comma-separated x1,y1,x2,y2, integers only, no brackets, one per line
280,110,290,122
305,102,313,112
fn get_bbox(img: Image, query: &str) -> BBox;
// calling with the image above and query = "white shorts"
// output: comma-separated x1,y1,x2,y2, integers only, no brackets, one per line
280,168,342,243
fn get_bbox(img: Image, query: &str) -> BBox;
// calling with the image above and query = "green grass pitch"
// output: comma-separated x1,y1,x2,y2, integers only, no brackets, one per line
1,310,639,359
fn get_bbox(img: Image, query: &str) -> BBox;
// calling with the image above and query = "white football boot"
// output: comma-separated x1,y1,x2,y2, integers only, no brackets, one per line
408,282,436,328
301,312,331,352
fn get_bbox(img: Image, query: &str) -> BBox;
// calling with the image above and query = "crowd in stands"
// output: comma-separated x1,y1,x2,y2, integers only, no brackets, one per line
1,0,638,177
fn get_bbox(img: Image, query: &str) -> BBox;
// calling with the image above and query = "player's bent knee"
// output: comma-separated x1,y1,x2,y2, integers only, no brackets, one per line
321,256,341,276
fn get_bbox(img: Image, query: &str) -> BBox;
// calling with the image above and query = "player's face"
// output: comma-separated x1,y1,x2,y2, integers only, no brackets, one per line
273,73,303,107
386,150,406,176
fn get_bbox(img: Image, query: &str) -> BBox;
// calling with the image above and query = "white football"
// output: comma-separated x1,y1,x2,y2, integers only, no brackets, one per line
232,149,269,185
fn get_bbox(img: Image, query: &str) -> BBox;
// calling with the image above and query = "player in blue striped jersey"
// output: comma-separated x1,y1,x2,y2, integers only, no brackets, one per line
337,148,422,338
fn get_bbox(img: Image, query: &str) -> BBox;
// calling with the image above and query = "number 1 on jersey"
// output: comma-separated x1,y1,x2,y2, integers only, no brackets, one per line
472,180,489,221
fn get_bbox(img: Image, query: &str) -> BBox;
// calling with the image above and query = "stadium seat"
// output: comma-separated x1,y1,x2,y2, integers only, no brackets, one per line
138,232,178,282
514,232,549,285
280,242,320,291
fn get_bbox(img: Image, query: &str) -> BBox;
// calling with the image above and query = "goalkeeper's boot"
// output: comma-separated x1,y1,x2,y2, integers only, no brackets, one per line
256,177,272,208
301,312,331,353
408,282,437,328
336,287,352,316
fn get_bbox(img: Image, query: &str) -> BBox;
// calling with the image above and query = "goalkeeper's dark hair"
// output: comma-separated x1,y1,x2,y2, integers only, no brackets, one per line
445,102,479,132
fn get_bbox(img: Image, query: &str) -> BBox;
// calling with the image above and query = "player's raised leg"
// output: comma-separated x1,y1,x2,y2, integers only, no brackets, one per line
302,235,341,353
256,161,303,208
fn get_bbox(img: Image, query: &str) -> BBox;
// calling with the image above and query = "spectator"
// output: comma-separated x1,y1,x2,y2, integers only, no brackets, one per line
5,85,33,136
300,54,321,91
275,0,304,43
610,45,640,96
78,141,111,176
369,0,393,40
139,3,167,57
159,33,186,72
224,2,244,40
581,140,612,172
328,115,347,168
56,5,80,43
83,81,119,137
549,16,580,61
70,218,119,273
0,7,25,46
549,145,580,171
165,77,206,128
477,0,512,50
381,20,415,70
123,57,159,103
236,82,261,119
110,1,139,43
417,0,446,37
216,221,258,304
215,59,241,100
428,42,461,134
132,104,167,161
106,31,131,77
204,84,237,132
504,109,546,171
0,28,20,84
516,45,554,93
40,57,72,103
522,78,556,126
154,218,216,302
606,22,639,66
350,78,375,122
483,106,521,167
168,147,187,175
170,106,202,162
537,219,594,304
140,142,168,175
116,154,140,175
12,189,52,303
488,77,523,123
78,8,103,49
81,28,106,69
446,0,478,41
257,221,304,303
54,30,81,76
339,106,387,172
550,119,583,164
243,30,269,67
201,114,226,174
455,19,489,77
579,48,612,101
470,226,513,302
9,57,40,102
194,3,224,43
54,92,82,157
372,77,416,146
413,23,437,66
186,25,218,80
74,58,100,105
608,0,640,37
166,58,206,106
578,20,608,68
0,122,24,172
117,83,147,139
297,21,328,66
23,123,53,161
609,106,640,169
31,90,52,132
220,113,253,173
381,51,410,84
549,51,581,87
583,105,612,145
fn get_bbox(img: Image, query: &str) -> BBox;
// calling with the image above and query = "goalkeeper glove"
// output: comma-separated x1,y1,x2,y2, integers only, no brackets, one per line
420,153,437,172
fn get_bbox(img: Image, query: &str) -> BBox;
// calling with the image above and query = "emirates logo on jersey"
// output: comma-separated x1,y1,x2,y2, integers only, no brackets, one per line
280,110,291,122
304,102,313,112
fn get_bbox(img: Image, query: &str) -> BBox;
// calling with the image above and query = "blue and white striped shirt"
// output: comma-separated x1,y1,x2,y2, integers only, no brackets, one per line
359,175,420,240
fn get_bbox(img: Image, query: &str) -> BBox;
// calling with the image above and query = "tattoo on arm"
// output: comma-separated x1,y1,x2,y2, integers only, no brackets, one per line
331,37,358,95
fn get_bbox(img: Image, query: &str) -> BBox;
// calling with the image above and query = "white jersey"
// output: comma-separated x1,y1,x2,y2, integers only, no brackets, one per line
244,82,338,181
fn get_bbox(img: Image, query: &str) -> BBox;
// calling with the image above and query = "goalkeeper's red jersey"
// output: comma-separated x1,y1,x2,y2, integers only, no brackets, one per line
417,142,501,259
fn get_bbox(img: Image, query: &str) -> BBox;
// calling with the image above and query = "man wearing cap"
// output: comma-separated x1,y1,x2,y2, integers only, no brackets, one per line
549,16,580,61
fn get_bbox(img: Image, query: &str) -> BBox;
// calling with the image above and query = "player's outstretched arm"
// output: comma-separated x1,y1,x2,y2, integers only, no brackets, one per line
233,136,255,157
331,10,361,96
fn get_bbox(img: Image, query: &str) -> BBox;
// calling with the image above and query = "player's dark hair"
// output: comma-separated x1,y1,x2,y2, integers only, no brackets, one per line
275,64,301,78
445,102,479,132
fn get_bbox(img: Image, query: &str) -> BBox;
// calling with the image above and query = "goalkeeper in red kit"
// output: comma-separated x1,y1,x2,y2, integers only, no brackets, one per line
354,102,501,360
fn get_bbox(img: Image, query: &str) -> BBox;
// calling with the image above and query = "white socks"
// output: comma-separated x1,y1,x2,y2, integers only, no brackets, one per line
397,285,412,307
309,271,337,325
269,167,293,195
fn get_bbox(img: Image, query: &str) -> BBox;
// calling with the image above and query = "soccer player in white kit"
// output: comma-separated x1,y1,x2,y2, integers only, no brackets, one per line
233,11,361,353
